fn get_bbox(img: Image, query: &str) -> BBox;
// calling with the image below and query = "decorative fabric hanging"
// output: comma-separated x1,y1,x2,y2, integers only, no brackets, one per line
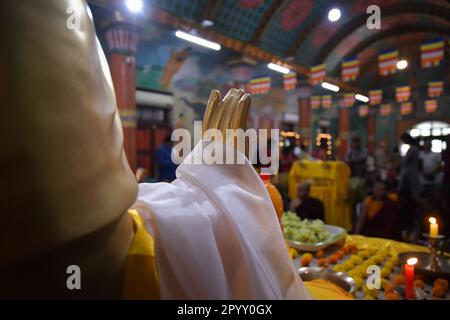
343,93,355,107
311,96,321,109
425,99,437,113
428,81,444,98
400,102,413,115
310,64,326,85
358,105,369,117
369,89,382,105
247,75,271,95
321,95,332,108
341,57,359,82
421,39,444,68
283,72,297,91
380,103,392,116
378,50,398,76
396,86,411,102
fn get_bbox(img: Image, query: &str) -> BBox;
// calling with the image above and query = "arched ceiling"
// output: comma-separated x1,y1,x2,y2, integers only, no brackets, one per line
91,0,450,93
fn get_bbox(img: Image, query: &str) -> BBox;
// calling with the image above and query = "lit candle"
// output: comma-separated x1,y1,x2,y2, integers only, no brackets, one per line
405,257,417,299
429,217,438,238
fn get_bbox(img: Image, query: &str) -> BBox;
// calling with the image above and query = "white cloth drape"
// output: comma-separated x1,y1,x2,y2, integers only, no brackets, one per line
133,141,310,299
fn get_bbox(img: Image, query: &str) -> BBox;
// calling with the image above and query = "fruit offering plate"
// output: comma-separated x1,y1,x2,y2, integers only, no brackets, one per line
286,224,347,252
292,241,450,300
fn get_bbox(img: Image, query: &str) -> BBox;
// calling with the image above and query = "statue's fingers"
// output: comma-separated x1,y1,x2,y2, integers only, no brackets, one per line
202,89,221,133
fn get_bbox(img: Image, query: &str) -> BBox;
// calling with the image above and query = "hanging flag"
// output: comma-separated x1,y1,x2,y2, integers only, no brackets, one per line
311,96,321,109
247,75,271,95
343,93,355,107
310,64,326,85
428,81,444,98
378,50,398,76
341,57,360,82
283,72,297,91
369,89,383,105
400,102,413,115
425,99,437,113
321,95,332,108
359,105,369,117
380,103,392,116
396,86,411,102
421,39,444,68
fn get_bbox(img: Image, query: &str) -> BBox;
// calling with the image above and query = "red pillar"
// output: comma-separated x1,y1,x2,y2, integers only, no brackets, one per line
338,108,350,159
367,112,376,154
298,98,312,148
104,21,139,171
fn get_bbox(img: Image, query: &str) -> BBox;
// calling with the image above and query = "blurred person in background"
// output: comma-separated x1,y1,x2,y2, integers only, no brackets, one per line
155,134,177,182
289,181,325,221
419,140,442,199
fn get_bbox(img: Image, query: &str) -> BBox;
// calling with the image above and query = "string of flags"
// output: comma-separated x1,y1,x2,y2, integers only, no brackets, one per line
247,75,271,95
378,50,398,76
395,86,411,102
343,93,355,107
358,105,369,117
380,103,392,116
311,96,321,109
310,64,326,85
283,72,297,91
400,102,413,115
321,95,332,108
421,38,444,68
369,90,383,105
425,99,437,113
341,57,359,82
428,81,443,98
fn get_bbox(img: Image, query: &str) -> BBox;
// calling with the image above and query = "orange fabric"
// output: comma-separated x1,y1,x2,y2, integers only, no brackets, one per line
365,196,384,220
122,209,160,299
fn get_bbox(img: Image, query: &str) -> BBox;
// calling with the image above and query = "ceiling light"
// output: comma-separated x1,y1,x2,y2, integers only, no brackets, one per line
328,8,341,22
125,0,143,13
397,59,408,70
267,63,290,74
355,94,369,103
321,81,340,92
201,19,214,27
175,31,221,51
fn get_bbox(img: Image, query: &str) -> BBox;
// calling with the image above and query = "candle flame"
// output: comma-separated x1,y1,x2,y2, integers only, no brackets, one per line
429,217,437,224
407,257,418,266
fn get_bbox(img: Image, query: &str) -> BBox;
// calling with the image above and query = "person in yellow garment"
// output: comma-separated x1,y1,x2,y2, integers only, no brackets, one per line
0,0,349,300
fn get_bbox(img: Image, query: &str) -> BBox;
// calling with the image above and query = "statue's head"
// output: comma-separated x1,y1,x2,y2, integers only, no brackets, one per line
0,0,138,265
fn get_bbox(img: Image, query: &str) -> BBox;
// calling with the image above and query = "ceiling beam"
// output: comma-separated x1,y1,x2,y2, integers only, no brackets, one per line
312,2,450,66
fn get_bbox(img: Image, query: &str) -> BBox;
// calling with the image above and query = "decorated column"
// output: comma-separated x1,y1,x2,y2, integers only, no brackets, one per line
367,110,376,154
104,17,139,171
338,108,350,159
298,98,312,148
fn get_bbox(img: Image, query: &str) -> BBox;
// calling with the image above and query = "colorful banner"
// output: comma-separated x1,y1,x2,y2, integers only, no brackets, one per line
343,93,355,107
428,81,444,98
310,64,326,85
369,89,383,105
400,102,413,115
248,75,271,94
396,86,411,102
380,103,392,116
283,72,297,91
359,105,369,117
378,50,398,76
311,96,321,109
425,99,437,113
421,39,444,68
341,57,359,82
321,95,332,108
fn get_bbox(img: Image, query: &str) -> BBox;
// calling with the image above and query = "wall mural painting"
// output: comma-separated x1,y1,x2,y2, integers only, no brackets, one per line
136,22,293,132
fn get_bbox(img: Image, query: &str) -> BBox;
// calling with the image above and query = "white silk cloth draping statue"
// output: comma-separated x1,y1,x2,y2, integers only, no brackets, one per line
133,141,311,299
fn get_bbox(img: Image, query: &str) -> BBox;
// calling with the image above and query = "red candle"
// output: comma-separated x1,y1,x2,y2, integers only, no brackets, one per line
405,257,417,299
